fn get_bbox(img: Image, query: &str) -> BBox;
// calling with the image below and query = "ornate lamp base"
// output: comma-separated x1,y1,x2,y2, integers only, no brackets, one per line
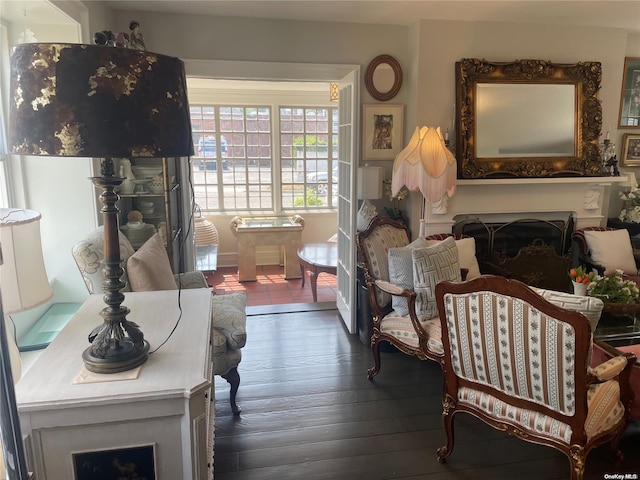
82,339,150,374
84,157,150,374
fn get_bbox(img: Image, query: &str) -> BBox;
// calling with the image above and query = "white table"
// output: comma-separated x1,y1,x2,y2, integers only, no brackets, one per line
15,289,213,480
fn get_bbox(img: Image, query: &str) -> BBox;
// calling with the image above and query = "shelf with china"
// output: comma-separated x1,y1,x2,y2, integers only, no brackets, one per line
102,157,183,270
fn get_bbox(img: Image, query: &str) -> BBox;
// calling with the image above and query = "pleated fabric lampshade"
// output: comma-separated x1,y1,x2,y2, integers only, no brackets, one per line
391,126,456,202
194,204,219,246
0,208,53,315
195,216,219,246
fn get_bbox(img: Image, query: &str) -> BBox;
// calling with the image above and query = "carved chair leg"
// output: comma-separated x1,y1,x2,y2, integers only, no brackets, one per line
221,367,241,415
568,445,586,480
437,397,456,463
367,337,382,379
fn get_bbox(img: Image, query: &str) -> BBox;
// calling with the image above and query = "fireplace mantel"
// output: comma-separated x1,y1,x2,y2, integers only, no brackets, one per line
419,176,629,237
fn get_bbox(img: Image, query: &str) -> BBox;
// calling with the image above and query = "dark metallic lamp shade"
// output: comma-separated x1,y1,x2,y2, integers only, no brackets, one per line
10,43,193,158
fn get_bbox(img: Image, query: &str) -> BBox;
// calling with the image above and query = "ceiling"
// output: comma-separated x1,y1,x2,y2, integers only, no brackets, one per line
101,0,640,32
1,1,639,33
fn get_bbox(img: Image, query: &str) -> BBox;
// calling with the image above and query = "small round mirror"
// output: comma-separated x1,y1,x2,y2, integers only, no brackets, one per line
365,55,402,101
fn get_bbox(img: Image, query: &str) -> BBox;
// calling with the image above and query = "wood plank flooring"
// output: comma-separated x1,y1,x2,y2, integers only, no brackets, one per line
213,304,640,480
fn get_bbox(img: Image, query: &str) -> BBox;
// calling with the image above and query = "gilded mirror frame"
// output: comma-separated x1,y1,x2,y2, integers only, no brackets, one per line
455,58,602,179
365,55,403,101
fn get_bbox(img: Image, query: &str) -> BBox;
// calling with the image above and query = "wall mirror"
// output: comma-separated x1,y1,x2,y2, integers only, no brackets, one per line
618,57,640,128
365,55,403,101
455,58,602,178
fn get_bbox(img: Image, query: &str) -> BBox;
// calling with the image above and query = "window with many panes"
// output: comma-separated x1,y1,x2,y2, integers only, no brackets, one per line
280,107,338,209
190,104,338,213
191,106,273,212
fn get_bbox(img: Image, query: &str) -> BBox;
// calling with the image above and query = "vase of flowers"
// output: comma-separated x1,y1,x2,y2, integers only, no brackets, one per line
619,187,640,223
382,180,409,222
587,269,640,307
568,266,594,296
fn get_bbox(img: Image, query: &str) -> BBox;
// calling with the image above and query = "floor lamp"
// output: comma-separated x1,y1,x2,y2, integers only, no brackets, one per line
391,126,457,236
1,208,52,480
9,43,193,374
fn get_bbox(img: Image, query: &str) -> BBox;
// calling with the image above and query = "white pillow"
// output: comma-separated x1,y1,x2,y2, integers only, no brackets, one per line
387,237,430,316
427,237,481,280
412,237,461,320
584,229,637,276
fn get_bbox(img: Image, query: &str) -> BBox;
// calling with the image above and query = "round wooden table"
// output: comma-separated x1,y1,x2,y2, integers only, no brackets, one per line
297,242,338,302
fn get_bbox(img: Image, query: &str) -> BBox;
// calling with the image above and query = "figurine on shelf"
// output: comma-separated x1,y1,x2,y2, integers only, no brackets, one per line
605,154,620,177
129,20,146,51
93,30,115,46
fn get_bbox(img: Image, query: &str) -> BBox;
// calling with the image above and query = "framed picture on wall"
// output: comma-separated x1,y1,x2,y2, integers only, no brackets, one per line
622,133,640,166
362,104,404,160
618,57,640,128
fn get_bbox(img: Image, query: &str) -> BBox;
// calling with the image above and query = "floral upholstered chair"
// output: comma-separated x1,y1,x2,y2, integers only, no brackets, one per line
435,276,636,480
356,216,463,378
72,227,247,414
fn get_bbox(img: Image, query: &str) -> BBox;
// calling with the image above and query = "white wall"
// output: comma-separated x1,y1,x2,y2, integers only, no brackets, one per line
109,8,640,242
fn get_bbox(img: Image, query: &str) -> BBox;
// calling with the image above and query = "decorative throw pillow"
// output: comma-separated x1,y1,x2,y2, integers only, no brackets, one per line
356,200,378,232
427,236,481,280
388,237,430,316
532,286,604,364
532,287,603,334
127,233,177,291
584,229,637,276
412,236,461,320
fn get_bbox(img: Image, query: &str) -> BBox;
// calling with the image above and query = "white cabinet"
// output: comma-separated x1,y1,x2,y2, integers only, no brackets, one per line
15,289,213,480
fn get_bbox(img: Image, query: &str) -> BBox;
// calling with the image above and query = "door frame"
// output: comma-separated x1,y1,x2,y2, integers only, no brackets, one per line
184,59,361,328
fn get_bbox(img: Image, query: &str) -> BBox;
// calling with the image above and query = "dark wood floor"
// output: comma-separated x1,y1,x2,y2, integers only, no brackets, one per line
213,304,640,480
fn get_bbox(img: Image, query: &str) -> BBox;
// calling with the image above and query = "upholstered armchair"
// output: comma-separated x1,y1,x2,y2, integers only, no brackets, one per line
572,226,640,286
356,216,467,378
71,227,247,414
435,276,636,480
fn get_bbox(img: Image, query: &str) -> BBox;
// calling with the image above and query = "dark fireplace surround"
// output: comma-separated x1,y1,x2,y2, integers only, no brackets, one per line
452,214,575,292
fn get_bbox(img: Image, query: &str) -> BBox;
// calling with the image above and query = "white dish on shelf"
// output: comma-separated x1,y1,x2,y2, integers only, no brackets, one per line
132,166,162,179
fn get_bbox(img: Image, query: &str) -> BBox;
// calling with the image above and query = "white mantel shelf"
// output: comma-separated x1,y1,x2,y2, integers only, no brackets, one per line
421,176,630,236
457,176,628,186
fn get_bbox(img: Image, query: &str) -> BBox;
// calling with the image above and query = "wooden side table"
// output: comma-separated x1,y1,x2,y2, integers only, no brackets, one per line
297,242,338,302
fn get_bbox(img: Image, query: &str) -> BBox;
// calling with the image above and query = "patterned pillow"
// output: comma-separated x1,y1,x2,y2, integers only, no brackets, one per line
532,286,604,363
412,237,461,320
356,200,378,232
531,287,604,334
426,237,481,280
388,237,430,316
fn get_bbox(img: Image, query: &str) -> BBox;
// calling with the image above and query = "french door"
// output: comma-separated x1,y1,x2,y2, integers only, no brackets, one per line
336,69,359,333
